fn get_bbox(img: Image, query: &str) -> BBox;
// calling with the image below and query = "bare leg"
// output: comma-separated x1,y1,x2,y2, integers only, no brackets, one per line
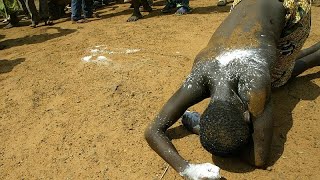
296,42,320,59
291,42,320,78
127,0,151,22
127,0,143,22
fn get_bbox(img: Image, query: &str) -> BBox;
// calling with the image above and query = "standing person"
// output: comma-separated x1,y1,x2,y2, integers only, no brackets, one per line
71,0,94,23
20,0,52,27
145,0,318,179
0,0,20,28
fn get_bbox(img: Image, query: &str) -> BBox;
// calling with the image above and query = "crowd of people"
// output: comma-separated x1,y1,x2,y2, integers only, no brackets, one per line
0,0,230,28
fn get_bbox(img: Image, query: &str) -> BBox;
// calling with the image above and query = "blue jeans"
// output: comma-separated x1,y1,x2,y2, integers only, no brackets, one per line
71,0,93,20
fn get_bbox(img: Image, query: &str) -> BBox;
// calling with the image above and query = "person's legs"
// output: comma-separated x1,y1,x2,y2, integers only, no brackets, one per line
296,41,320,59
2,0,20,28
291,42,320,78
161,0,177,13
127,0,143,22
39,0,53,25
18,0,31,18
4,12,19,29
82,0,93,18
141,0,152,12
175,0,191,15
71,0,82,21
25,0,40,27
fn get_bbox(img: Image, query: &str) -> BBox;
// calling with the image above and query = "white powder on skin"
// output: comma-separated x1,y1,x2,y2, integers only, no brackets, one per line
182,48,269,97
180,163,221,179
216,49,258,66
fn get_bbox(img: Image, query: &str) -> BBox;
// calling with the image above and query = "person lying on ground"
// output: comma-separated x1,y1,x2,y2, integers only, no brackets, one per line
145,0,319,179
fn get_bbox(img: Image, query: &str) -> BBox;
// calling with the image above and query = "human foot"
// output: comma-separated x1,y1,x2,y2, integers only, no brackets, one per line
175,7,191,15
182,111,201,134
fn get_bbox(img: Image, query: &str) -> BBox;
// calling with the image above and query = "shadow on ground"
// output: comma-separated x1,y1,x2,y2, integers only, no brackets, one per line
269,72,320,165
0,58,25,74
0,27,76,50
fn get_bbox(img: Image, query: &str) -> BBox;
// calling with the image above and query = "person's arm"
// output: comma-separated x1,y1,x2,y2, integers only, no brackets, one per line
243,81,272,167
145,72,220,178
240,100,273,168
251,99,273,167
239,70,273,168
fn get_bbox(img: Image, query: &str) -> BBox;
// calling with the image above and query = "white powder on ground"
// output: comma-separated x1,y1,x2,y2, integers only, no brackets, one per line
83,46,140,64
82,56,92,62
97,56,108,61
90,49,99,53
125,49,140,54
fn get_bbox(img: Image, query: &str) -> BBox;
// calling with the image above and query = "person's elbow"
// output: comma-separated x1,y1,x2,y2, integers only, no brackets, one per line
253,155,269,169
144,125,154,143
254,160,267,168
144,124,160,144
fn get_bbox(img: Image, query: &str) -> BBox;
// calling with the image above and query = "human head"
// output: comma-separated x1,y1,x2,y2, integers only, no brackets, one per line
199,99,251,157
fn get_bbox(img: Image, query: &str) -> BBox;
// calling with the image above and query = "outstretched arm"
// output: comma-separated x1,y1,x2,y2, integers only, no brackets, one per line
145,73,210,173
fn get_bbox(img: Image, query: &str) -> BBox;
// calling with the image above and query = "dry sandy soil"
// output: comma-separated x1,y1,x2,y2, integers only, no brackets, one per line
0,1,319,179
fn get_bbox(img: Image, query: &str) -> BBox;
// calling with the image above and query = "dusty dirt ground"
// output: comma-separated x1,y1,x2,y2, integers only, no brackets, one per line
0,1,319,179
